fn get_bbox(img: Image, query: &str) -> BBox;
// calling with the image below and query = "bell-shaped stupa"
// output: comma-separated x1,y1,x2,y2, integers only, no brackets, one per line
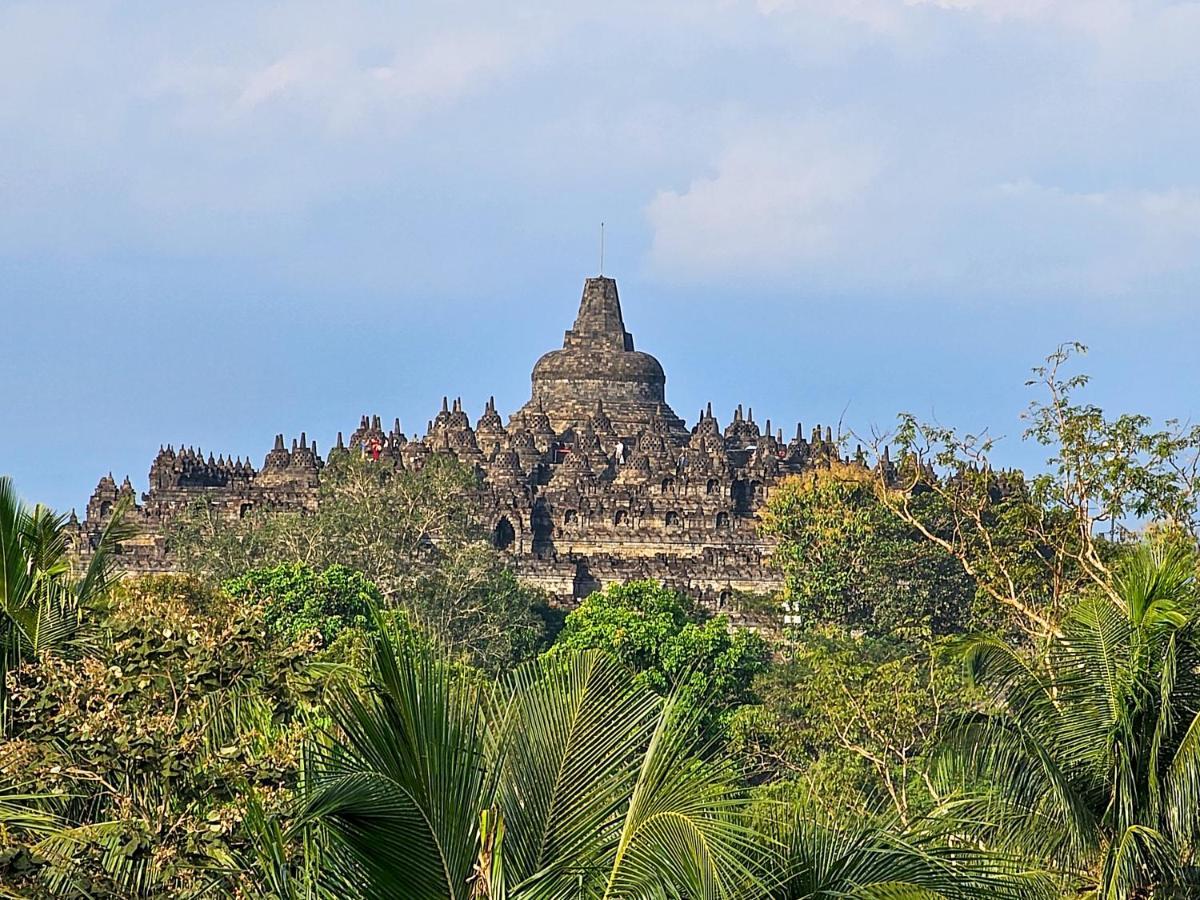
512,277,687,439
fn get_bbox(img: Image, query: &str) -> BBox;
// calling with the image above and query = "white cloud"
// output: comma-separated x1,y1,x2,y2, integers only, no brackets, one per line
235,55,318,111
646,125,883,276
750,0,1195,59
150,26,534,136
644,119,1200,301
1,0,1199,304
986,180,1200,294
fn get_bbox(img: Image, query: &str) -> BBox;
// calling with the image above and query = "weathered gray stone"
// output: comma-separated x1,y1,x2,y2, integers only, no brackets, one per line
72,275,871,609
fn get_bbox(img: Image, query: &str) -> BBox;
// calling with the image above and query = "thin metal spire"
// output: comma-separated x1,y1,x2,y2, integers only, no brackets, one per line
599,221,605,275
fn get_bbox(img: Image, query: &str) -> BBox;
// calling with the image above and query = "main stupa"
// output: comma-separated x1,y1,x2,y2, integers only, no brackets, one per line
511,277,688,438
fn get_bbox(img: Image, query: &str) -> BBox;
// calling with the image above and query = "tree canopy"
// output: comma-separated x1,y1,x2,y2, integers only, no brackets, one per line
762,462,975,637
170,454,549,672
549,579,769,735
5,345,1200,898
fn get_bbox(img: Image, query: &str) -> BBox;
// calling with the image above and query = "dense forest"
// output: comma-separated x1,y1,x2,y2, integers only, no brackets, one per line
4,345,1200,899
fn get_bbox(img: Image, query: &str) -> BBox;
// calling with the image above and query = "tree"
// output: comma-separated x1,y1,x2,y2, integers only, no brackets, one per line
171,453,479,590
764,803,1053,900
869,345,1200,639
936,541,1200,897
170,454,549,672
406,541,551,672
548,580,769,734
223,562,378,646
301,628,767,899
730,632,960,826
0,475,132,726
300,619,1048,899
0,575,334,897
761,463,975,638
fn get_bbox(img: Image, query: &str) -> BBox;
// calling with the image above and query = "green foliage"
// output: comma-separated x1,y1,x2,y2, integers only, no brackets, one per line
762,464,975,637
730,632,961,825
1024,343,1200,535
0,575,332,897
8,349,1200,897
0,476,133,725
406,541,550,672
170,454,548,672
936,540,1200,898
881,344,1200,638
170,453,479,589
224,562,378,646
302,623,1047,899
302,625,770,899
549,579,769,733
761,801,1055,899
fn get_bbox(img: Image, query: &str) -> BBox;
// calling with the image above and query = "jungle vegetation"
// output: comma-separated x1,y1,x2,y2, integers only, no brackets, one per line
3,345,1200,899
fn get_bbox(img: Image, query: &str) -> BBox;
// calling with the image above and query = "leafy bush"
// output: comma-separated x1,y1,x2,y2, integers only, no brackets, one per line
0,575,328,896
762,463,974,637
729,630,964,823
549,580,768,734
173,455,549,671
223,562,378,645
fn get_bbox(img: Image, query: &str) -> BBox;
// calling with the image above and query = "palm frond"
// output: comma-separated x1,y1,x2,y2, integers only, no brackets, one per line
223,789,319,900
75,494,138,608
301,621,490,900
602,694,769,899
1113,542,1196,632
1051,595,1134,770
948,632,1054,712
0,475,32,615
1164,709,1200,846
21,504,71,586
767,805,1054,900
934,710,1100,868
1099,824,1177,900
0,787,59,835
495,649,662,894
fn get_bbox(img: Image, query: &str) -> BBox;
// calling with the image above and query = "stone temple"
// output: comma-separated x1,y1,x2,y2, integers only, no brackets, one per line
72,276,871,607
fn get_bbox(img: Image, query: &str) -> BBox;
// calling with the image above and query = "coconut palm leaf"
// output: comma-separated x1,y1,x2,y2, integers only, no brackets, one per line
74,493,138,608
935,711,1100,869
31,819,161,898
0,476,132,726
0,476,32,617
1164,708,1200,847
494,649,662,896
0,785,59,836
301,623,491,900
1113,542,1195,633
936,540,1200,897
19,504,71,587
599,696,768,899
766,804,1054,900
1098,823,1177,900
303,617,772,899
0,477,35,700
214,788,324,900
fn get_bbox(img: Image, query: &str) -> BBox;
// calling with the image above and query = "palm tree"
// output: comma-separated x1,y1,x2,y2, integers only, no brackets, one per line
300,623,768,899
936,540,1200,898
766,805,1054,899
0,475,132,725
298,619,1054,900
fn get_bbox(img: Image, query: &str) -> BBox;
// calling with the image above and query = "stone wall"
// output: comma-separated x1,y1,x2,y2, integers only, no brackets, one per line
71,276,886,608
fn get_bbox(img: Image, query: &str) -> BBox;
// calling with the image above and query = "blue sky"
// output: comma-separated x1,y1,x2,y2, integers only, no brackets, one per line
2,0,1199,512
